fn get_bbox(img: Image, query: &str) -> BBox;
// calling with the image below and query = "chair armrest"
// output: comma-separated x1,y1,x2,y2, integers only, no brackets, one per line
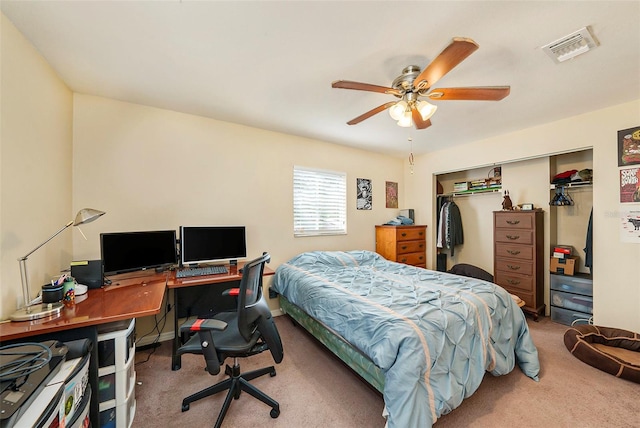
179,318,227,335
221,288,256,297
221,288,240,297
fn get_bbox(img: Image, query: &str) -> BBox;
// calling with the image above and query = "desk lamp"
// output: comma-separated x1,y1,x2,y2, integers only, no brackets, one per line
10,208,105,322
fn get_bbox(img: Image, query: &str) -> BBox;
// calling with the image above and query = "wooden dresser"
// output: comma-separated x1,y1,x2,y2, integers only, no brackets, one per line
493,210,545,319
375,225,427,268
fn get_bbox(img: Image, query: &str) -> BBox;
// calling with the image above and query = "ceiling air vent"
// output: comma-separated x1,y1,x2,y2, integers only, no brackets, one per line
542,27,599,63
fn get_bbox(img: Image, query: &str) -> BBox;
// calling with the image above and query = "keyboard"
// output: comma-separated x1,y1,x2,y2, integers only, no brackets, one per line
176,265,228,278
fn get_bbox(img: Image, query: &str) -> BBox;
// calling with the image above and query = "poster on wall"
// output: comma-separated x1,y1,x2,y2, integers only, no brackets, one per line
620,208,640,244
617,125,640,166
619,166,640,203
385,181,398,208
357,178,372,210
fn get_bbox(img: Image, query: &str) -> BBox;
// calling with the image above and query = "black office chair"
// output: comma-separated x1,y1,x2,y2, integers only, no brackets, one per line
177,252,283,427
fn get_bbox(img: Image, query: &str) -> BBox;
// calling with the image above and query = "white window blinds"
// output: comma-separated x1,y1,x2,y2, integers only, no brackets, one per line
293,166,347,237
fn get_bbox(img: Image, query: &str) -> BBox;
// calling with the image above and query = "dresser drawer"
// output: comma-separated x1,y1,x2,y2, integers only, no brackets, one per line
495,258,533,276
495,243,533,260
396,252,426,266
551,290,593,314
549,273,593,296
494,212,533,229
395,227,426,242
495,271,534,293
396,240,425,255
494,229,533,245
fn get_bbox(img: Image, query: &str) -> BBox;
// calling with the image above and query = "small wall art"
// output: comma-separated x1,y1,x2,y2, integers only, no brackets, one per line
357,178,372,210
620,208,640,244
617,125,640,166
620,166,640,203
385,181,398,208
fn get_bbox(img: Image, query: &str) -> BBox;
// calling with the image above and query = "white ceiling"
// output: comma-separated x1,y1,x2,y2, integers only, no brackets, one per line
2,1,639,157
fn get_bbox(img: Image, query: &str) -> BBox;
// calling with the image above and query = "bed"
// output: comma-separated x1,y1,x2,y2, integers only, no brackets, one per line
271,250,540,428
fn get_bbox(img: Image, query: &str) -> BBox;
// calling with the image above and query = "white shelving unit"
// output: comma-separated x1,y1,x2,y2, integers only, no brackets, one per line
549,180,592,190
447,186,502,197
97,318,136,428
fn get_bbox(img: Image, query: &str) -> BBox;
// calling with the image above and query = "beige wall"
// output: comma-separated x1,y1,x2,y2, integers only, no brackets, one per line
0,14,74,320
71,94,405,334
406,100,640,332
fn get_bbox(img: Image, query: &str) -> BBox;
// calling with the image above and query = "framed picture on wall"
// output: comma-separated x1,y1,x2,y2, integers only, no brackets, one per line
620,208,640,244
385,181,398,208
357,178,372,210
617,125,640,166
620,166,640,203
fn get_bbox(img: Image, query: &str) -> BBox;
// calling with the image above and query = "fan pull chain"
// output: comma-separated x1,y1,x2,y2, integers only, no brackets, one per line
408,135,415,175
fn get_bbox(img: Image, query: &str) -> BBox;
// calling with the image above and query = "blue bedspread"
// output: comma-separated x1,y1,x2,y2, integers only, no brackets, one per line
272,251,540,428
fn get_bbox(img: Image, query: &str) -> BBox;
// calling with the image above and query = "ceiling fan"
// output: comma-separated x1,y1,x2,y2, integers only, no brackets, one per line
331,37,510,130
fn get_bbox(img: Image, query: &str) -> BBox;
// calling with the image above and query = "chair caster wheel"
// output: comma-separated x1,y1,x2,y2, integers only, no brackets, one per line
182,403,190,412
270,408,280,418
270,369,276,377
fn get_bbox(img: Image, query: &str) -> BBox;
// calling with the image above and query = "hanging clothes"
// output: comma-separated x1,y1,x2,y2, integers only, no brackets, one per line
584,208,593,273
436,200,464,256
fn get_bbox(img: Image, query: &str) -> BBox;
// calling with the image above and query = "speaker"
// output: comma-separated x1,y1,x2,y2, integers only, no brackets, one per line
399,209,415,222
437,253,447,272
71,260,103,289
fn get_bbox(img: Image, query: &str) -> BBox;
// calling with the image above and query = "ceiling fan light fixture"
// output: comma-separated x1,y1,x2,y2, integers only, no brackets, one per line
389,100,408,120
417,100,437,120
397,111,412,127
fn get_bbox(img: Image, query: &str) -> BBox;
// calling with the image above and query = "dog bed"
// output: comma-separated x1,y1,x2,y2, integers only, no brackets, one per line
564,324,640,383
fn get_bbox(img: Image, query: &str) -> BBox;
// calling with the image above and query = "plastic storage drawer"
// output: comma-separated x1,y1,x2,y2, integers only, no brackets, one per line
549,273,593,296
98,353,136,406
67,384,92,428
551,290,593,314
550,306,592,326
97,319,135,370
99,379,136,428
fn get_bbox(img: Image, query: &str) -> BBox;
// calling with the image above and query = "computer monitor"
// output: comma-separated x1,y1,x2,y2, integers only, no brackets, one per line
180,226,247,266
100,230,178,275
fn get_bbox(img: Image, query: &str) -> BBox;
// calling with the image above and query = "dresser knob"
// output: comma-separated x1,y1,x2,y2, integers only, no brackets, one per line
506,235,520,240
507,279,521,285
507,265,521,270
506,250,521,255
506,220,520,225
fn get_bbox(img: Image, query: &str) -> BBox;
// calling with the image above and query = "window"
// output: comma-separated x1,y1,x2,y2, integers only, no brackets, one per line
293,166,347,237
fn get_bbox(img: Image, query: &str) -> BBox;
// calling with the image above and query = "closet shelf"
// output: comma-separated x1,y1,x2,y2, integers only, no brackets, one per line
549,181,592,190
443,186,502,197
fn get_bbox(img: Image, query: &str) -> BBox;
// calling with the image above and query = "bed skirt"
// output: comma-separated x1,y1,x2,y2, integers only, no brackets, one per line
279,295,385,393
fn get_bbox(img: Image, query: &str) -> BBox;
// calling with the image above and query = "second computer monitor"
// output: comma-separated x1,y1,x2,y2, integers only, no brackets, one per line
180,225,247,266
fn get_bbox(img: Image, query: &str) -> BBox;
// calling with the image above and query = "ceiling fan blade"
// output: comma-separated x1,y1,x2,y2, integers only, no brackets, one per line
332,80,401,96
346,102,397,125
413,37,479,91
411,106,432,130
427,86,511,101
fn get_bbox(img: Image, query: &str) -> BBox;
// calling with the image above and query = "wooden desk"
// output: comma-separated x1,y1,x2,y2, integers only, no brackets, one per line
0,273,166,427
167,262,274,370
